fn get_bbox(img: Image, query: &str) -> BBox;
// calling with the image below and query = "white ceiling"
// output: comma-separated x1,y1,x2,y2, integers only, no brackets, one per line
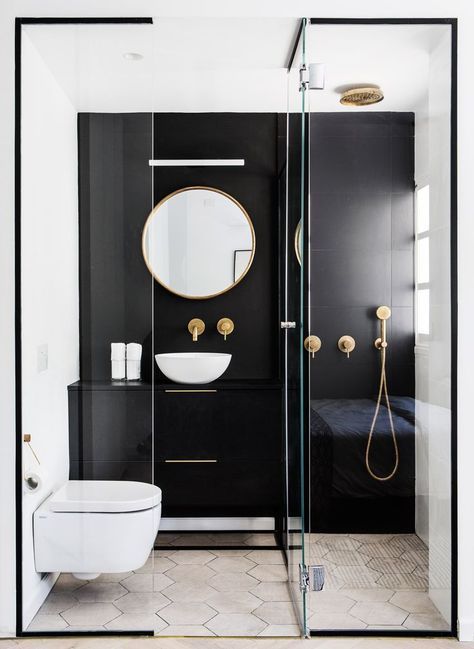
23,19,449,113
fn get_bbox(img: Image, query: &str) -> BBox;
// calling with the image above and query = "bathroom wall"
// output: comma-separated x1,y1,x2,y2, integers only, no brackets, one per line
308,112,415,531
21,33,80,625
78,112,280,383
414,29,452,622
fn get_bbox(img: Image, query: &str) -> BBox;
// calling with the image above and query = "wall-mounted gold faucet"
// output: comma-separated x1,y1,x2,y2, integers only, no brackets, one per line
188,318,205,342
304,335,322,358
217,317,234,341
338,335,356,358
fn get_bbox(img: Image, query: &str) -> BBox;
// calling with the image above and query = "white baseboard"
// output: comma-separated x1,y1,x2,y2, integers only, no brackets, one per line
458,617,474,641
160,517,275,532
23,572,58,628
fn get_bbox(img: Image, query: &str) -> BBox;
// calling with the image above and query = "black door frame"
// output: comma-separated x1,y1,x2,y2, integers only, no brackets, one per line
288,16,458,638
15,14,458,640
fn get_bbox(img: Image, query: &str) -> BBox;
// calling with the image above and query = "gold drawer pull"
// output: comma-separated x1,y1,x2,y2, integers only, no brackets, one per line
165,459,218,463
165,389,217,393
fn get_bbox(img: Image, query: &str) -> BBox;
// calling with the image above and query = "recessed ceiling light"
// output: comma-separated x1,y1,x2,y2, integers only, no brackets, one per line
123,52,144,61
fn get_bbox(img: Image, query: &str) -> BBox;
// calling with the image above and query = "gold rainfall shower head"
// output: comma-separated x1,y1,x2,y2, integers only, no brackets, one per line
340,86,384,106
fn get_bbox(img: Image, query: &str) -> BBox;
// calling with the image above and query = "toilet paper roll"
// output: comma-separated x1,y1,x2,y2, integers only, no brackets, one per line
24,469,45,493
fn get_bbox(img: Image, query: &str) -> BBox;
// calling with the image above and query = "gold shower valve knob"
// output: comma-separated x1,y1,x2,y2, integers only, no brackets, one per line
217,318,234,341
304,335,322,358
338,335,356,358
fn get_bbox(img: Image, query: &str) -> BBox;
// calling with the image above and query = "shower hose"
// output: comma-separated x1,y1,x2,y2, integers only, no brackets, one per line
365,344,399,481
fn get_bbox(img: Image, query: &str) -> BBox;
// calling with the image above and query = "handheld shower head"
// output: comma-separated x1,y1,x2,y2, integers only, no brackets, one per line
376,305,391,321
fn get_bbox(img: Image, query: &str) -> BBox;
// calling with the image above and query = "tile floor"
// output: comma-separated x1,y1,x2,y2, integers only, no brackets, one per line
308,533,450,631
27,541,298,636
26,532,450,636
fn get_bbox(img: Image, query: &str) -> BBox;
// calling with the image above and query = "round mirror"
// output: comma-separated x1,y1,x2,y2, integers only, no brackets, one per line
142,187,256,299
295,220,302,265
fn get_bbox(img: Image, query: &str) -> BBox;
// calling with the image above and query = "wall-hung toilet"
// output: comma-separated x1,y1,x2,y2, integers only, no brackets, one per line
34,480,161,580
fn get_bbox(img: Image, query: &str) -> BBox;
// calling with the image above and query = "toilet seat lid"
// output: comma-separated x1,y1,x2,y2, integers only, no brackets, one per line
49,480,162,513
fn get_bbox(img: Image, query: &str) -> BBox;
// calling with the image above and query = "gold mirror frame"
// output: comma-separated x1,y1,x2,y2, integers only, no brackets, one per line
142,186,256,300
295,220,302,265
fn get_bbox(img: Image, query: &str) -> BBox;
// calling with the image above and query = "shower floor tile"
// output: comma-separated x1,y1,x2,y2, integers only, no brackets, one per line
308,533,450,632
27,545,297,637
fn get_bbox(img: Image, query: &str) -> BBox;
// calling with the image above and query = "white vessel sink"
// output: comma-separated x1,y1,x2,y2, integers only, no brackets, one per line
155,352,232,384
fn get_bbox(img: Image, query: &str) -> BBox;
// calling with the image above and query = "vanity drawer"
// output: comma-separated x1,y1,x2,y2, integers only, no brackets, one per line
154,389,281,461
155,459,282,515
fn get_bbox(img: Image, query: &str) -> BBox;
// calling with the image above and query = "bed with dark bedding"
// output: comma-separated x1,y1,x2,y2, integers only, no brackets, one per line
310,397,415,533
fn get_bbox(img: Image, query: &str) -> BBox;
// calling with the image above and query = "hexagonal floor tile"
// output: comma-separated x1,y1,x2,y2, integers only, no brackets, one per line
308,612,366,630
253,601,298,625
308,592,356,614
250,582,291,602
105,613,168,632
350,601,409,625
339,589,394,602
207,556,256,573
27,614,69,631
320,536,361,551
208,572,259,592
245,550,284,565
61,602,121,626
75,581,127,602
120,573,174,593
332,565,382,587
358,542,405,559
134,556,177,574
53,573,85,592
38,593,77,615
324,550,370,566
114,592,170,614
165,564,216,583
376,573,428,589
367,557,418,574
390,591,440,614
248,565,287,582
169,550,215,564
156,625,215,636
206,591,262,614
244,534,277,546
259,624,300,636
403,613,450,630
206,613,267,636
161,581,218,603
159,602,217,625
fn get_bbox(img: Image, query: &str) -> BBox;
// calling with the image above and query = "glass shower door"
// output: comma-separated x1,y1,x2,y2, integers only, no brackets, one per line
282,18,309,636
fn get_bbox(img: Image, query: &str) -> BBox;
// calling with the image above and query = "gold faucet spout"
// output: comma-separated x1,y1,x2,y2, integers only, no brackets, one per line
188,318,205,342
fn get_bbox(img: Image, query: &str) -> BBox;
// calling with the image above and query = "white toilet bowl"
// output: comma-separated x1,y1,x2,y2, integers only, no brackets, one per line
34,480,161,579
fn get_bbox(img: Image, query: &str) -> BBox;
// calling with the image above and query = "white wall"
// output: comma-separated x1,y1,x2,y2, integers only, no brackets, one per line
1,0,474,640
414,29,453,622
20,32,80,627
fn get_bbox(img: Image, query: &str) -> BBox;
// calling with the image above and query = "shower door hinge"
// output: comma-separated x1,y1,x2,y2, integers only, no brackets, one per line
299,64,309,91
281,321,296,329
299,564,325,593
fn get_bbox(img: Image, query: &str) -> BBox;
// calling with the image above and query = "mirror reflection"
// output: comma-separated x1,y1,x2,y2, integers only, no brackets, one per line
142,186,255,299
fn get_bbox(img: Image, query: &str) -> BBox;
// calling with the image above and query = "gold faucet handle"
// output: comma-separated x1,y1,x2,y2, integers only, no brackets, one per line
217,318,234,341
304,335,322,358
338,335,356,358
188,318,205,342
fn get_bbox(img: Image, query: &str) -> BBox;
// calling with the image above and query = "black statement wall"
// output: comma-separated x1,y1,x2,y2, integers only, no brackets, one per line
309,113,415,399
78,113,280,383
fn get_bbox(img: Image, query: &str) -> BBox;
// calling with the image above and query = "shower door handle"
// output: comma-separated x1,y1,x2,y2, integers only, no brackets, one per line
304,335,322,358
281,321,296,329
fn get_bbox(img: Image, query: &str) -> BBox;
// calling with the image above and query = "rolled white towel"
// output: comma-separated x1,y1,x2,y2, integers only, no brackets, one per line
126,342,142,380
111,342,126,380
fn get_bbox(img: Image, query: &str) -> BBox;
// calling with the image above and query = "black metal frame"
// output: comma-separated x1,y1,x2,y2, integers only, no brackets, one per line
14,14,458,641
288,16,458,639
14,17,154,638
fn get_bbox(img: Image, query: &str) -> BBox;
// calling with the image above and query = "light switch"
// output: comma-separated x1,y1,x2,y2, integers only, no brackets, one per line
37,344,48,372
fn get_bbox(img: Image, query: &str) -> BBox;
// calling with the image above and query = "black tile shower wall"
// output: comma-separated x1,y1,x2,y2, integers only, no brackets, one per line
309,113,415,399
78,113,280,382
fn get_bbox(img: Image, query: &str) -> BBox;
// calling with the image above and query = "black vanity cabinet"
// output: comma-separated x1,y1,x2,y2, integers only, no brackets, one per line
154,384,282,518
68,381,283,520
